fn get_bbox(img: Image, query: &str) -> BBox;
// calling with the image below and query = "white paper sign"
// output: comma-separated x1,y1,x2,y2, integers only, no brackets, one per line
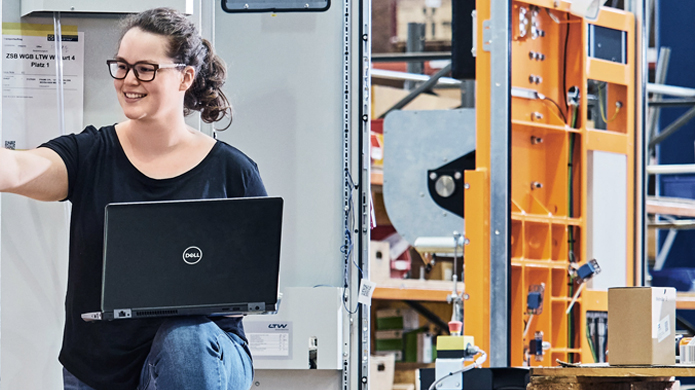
2,23,84,150
246,321,292,358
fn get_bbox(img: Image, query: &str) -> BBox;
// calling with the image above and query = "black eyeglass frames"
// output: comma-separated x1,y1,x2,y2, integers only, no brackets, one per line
106,60,186,82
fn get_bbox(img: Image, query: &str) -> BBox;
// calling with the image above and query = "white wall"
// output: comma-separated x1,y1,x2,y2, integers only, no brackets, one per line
1,2,350,389
1,4,125,388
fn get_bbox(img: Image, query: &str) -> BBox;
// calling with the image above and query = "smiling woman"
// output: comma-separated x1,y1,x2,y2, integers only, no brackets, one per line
0,7,264,390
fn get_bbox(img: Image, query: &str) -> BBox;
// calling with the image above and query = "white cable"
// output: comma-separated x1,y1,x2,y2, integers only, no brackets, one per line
566,282,585,314
428,350,487,390
523,314,534,338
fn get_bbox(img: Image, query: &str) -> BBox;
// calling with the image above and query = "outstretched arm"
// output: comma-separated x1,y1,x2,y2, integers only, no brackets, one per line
0,147,68,201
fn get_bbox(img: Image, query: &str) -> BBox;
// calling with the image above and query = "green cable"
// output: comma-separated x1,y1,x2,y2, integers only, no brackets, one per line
586,321,598,363
567,130,576,361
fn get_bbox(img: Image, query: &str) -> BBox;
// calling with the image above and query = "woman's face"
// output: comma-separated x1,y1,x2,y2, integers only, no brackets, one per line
114,27,190,123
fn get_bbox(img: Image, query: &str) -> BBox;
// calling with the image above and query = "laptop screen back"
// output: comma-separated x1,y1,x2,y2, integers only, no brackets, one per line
101,197,283,313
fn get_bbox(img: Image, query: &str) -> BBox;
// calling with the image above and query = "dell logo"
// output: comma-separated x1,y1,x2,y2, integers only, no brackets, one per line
183,246,203,265
268,323,288,329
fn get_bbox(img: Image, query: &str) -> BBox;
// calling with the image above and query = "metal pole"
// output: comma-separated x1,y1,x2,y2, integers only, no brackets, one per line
649,105,695,148
646,164,695,175
461,79,476,108
489,0,511,367
378,62,452,119
405,23,425,90
647,47,671,145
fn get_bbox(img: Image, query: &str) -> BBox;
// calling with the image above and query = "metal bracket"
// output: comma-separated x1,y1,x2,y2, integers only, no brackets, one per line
483,19,492,52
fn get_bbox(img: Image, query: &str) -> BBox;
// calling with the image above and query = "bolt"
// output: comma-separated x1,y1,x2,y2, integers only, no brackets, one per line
531,181,543,189
420,192,425,197
529,75,535,83
529,51,536,60
454,171,462,180
532,112,543,121
464,183,470,190
429,172,437,180
464,238,470,245
244,4,250,9
495,230,500,235
255,381,261,387
539,54,546,61
535,76,543,84
305,3,310,8
531,136,544,144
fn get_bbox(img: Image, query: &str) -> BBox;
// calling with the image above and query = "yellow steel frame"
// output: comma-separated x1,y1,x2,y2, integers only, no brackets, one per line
465,1,637,366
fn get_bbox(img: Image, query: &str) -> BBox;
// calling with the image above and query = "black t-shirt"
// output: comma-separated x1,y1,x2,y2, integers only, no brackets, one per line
40,125,267,390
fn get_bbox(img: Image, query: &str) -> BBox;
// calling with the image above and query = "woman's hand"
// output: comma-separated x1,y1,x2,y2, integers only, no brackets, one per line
0,147,68,201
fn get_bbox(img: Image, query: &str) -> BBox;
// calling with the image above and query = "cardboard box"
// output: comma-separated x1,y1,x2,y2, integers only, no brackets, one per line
371,353,396,390
370,241,391,283
376,308,420,330
608,287,676,365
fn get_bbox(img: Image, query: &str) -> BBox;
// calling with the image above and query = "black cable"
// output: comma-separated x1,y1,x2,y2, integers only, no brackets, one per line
543,96,567,123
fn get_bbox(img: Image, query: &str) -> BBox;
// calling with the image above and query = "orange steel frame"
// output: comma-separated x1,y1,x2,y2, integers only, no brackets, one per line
464,1,637,366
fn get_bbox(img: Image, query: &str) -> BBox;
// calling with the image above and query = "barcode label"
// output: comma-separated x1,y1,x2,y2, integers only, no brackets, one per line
682,341,695,364
657,316,671,343
358,279,376,306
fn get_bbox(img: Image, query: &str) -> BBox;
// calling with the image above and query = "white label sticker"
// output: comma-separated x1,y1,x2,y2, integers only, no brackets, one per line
245,321,292,358
248,333,290,357
358,279,377,306
657,316,671,343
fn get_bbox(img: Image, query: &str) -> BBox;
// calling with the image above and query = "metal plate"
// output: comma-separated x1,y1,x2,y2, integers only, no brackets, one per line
382,109,476,245
221,0,330,13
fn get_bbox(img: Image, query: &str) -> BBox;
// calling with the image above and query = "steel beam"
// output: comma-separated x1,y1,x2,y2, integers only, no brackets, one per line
488,0,511,367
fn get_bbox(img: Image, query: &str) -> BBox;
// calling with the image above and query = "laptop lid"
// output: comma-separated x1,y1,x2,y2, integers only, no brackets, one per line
100,197,283,320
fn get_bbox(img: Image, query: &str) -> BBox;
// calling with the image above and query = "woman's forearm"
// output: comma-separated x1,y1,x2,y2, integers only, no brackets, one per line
0,147,68,201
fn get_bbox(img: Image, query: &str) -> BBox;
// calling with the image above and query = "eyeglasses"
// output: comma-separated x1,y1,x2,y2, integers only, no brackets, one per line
106,60,186,82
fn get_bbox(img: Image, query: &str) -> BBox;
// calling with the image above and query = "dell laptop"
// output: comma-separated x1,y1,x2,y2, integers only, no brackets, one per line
82,197,283,321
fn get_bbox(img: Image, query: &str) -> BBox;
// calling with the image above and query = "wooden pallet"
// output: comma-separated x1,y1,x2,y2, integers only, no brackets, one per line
528,366,695,390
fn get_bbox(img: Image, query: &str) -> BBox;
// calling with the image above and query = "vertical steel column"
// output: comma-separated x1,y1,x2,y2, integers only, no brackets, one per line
488,0,511,367
358,0,372,387
628,0,647,286
405,23,425,90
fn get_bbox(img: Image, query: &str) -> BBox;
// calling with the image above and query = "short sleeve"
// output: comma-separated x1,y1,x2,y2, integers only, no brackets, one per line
39,125,99,201
244,162,268,197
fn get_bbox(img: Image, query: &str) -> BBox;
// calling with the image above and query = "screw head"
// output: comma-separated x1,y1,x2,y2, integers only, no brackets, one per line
464,183,470,190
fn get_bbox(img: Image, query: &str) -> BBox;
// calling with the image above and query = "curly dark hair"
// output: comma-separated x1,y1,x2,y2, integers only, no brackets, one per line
119,8,232,128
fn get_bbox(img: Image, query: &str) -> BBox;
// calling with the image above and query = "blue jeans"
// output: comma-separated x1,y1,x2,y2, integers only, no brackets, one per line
63,317,253,390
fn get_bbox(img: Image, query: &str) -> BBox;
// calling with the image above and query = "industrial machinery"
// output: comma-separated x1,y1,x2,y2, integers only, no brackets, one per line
382,0,639,372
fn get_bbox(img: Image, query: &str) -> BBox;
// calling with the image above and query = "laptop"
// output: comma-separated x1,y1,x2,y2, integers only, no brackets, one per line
81,196,283,321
